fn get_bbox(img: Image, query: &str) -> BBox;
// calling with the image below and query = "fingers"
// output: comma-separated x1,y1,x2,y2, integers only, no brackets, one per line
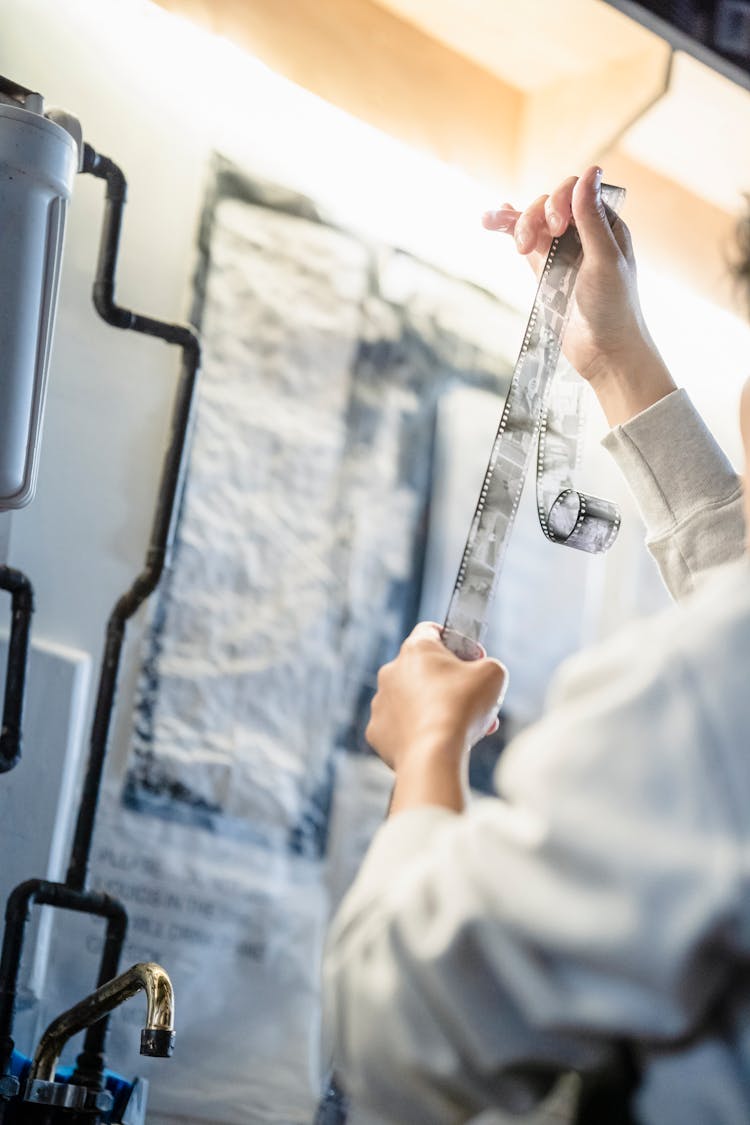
483,196,551,256
482,202,519,234
407,621,443,643
483,188,562,281
369,625,509,761
607,203,635,264
475,659,508,743
400,622,506,707
398,623,506,696
405,622,495,668
483,168,629,267
513,194,550,256
483,195,552,283
484,181,576,252
465,656,509,725
571,165,619,261
477,657,508,710
544,175,578,236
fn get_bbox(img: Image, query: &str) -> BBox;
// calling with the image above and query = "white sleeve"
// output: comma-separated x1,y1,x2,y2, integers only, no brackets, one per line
602,388,745,600
322,629,739,1123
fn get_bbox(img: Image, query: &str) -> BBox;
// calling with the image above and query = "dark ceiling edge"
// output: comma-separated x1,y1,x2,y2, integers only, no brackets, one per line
602,0,750,93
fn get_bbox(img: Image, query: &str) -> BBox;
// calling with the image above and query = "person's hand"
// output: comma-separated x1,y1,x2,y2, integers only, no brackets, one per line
482,165,676,427
366,623,508,775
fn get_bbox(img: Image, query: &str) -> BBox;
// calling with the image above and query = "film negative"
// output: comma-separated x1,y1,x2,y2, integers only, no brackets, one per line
443,185,625,661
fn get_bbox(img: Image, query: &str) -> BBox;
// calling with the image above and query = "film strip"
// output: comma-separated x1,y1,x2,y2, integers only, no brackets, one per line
443,185,625,661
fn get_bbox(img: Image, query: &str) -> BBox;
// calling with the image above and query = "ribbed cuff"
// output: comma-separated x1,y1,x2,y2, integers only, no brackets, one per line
601,388,740,539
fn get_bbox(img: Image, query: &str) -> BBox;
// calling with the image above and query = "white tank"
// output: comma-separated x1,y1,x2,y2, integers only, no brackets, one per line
0,96,79,509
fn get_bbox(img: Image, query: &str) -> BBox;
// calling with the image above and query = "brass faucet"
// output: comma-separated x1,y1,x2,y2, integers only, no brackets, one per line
29,961,174,1088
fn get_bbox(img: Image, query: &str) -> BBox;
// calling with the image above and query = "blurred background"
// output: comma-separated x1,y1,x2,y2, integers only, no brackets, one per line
1,1,750,1122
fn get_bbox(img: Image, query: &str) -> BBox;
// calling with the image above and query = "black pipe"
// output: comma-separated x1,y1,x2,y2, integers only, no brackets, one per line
0,879,127,1082
66,143,201,892
0,142,200,1097
71,891,130,1091
0,568,34,773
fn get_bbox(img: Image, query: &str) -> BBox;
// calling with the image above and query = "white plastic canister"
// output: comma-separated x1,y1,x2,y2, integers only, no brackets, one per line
0,100,79,509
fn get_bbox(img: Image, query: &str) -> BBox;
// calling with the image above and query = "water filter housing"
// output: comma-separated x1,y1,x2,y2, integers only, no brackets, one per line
0,92,79,509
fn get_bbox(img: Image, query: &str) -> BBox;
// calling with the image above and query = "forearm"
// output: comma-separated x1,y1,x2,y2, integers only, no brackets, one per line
366,623,506,815
586,337,677,428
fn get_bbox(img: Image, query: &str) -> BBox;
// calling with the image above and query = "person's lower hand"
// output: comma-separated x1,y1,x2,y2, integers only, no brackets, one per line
365,622,508,775
482,165,676,427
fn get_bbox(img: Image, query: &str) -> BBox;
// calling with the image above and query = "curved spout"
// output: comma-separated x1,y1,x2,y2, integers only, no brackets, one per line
29,961,174,1083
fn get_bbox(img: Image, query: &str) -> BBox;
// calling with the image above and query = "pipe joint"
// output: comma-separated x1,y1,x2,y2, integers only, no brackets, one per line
93,284,135,329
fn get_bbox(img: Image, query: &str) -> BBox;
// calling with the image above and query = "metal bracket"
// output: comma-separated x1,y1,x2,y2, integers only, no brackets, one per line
25,1077,114,1112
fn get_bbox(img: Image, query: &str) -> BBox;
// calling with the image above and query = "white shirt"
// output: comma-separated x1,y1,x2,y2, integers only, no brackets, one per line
323,390,750,1124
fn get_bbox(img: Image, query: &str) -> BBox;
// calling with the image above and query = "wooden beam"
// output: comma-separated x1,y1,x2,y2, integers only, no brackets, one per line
152,0,522,191
516,38,672,199
601,150,741,313
149,0,741,321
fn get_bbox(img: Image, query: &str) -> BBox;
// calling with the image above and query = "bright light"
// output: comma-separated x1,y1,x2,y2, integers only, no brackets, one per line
92,0,532,311
70,0,750,445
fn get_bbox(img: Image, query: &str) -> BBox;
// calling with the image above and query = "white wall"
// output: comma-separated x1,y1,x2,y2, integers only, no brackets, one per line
0,0,533,781
2,0,748,807
0,0,747,799
1,0,208,779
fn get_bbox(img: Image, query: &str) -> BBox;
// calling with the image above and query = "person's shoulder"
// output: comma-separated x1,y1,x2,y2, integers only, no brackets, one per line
671,557,750,661
674,559,750,764
499,558,750,809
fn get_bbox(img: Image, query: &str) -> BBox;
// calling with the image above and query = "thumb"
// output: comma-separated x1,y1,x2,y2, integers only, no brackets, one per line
469,659,508,745
571,166,618,261
474,658,509,710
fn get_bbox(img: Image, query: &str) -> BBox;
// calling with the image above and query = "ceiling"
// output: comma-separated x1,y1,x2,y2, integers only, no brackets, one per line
619,48,750,214
155,0,750,213
378,0,750,214
376,0,662,91
152,0,750,310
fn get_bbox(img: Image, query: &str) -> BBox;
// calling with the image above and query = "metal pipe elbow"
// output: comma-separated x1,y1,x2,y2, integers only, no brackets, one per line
29,961,175,1084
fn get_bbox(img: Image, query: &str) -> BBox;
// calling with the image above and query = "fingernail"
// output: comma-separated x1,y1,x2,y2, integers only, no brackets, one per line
594,167,603,199
483,209,515,231
547,209,562,234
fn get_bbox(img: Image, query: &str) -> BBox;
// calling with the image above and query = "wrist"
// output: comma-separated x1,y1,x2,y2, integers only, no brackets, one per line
586,341,676,428
389,738,468,816
396,731,467,766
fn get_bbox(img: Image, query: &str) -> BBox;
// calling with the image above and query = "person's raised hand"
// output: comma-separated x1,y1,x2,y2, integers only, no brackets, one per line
482,166,676,426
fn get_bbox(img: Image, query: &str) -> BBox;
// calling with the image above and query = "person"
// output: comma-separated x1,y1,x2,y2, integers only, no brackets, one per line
322,165,750,1124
